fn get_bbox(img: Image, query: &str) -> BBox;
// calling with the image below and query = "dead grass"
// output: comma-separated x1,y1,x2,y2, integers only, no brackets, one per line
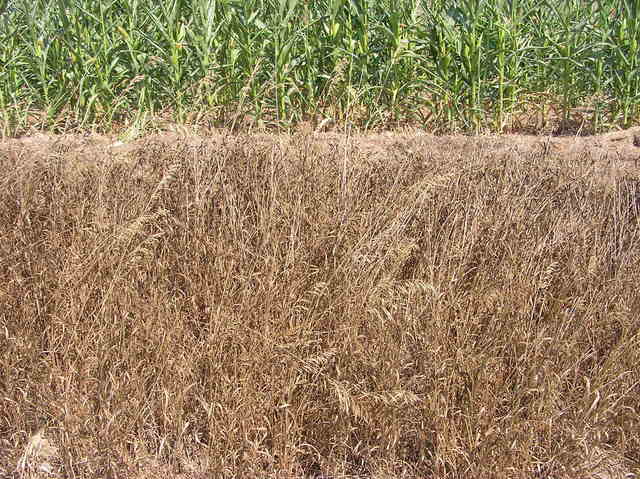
1,132,639,478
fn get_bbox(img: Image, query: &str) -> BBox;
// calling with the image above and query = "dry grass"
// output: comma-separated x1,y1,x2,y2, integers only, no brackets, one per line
1,133,639,478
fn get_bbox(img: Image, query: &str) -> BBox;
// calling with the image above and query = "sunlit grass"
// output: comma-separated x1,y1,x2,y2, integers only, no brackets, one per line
1,134,639,477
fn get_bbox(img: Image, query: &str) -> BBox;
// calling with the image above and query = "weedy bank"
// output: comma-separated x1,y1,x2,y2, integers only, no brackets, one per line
0,133,639,478
1,0,640,136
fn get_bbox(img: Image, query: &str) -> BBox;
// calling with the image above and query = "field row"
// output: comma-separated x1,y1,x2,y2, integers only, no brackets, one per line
1,0,640,135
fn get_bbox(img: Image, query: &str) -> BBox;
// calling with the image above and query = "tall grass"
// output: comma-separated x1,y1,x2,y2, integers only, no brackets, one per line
1,134,639,477
1,0,640,135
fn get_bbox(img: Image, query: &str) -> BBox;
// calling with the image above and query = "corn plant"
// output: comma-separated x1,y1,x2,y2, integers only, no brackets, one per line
2,0,640,135
608,0,640,127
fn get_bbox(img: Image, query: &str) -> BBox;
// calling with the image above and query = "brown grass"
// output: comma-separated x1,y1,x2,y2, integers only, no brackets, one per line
0,132,639,479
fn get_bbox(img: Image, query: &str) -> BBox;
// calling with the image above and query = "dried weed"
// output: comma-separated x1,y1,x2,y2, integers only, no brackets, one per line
0,134,639,478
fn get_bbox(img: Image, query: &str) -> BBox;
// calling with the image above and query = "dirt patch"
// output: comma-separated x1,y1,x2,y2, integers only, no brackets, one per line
3,128,640,198
3,127,640,167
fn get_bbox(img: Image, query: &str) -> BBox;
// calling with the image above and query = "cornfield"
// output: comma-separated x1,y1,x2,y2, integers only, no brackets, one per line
1,0,640,135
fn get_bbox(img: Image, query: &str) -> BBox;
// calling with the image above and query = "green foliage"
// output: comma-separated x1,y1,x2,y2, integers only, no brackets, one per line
1,0,640,134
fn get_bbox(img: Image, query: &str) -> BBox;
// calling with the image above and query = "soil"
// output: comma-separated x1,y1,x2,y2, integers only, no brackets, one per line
2,127,640,168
